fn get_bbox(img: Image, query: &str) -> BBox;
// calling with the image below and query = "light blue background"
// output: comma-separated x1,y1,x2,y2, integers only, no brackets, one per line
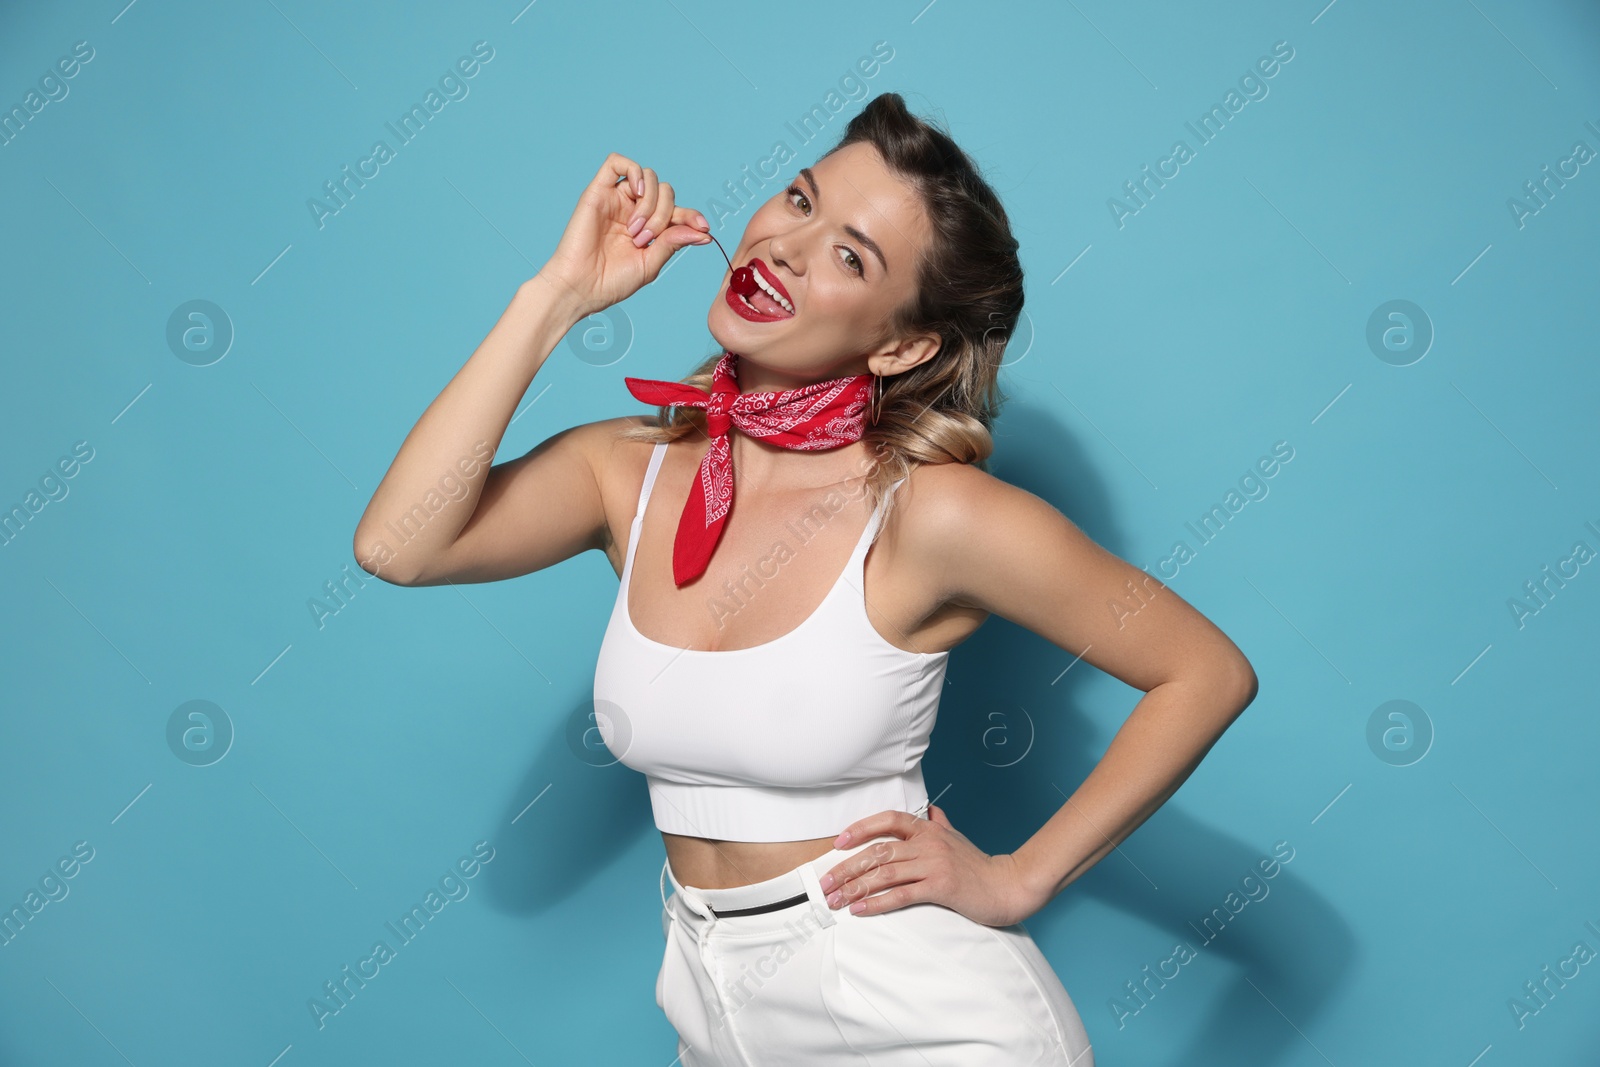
3,0,1598,1063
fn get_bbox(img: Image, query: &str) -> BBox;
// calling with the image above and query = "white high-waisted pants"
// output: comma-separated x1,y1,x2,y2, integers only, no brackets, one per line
657,833,1095,1065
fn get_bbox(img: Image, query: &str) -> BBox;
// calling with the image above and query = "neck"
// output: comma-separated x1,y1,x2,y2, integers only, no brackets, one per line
725,434,877,494
726,351,869,395
705,352,879,491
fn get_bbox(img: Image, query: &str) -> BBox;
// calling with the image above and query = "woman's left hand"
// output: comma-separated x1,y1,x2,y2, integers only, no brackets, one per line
816,805,1048,927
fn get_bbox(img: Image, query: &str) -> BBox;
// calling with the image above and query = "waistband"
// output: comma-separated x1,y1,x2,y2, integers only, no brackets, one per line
659,800,929,920
647,769,929,842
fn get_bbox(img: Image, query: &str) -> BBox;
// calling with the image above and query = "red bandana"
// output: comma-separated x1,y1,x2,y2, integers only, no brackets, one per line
624,352,875,586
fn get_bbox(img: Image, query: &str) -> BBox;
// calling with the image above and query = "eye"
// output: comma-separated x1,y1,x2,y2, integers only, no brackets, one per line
786,183,866,278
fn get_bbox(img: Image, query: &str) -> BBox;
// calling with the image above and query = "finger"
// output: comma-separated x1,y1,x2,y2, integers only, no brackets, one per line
630,167,660,243
596,152,642,204
656,205,711,244
638,221,711,277
843,880,926,917
834,811,919,849
667,204,710,237
658,221,712,246
640,180,677,246
831,857,918,910
645,221,712,259
826,839,901,896
685,206,711,232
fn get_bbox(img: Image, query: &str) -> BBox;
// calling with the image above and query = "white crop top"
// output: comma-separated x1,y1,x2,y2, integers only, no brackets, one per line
592,440,950,842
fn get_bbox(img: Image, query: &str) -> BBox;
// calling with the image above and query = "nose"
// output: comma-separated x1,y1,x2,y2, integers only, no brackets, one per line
765,230,801,281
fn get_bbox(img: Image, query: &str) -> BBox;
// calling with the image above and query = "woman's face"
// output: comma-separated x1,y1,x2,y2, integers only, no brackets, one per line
706,141,939,390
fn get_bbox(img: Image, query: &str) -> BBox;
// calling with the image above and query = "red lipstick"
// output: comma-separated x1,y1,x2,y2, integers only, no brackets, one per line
723,257,795,322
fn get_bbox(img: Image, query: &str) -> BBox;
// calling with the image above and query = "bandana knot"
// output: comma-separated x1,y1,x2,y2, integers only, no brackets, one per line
704,387,735,438
623,351,875,586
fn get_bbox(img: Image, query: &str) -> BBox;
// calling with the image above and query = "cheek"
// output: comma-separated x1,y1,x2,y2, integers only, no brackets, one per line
807,280,872,323
827,291,897,339
741,202,785,241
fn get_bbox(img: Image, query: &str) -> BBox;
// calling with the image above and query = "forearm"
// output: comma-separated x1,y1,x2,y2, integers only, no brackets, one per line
1012,672,1254,904
353,271,585,582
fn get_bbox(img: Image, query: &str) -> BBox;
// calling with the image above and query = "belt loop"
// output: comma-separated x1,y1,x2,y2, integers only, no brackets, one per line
660,858,680,945
795,859,839,930
664,861,715,922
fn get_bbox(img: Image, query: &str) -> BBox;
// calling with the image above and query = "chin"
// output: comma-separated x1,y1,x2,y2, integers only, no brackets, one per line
705,303,825,378
706,301,732,353
705,301,769,361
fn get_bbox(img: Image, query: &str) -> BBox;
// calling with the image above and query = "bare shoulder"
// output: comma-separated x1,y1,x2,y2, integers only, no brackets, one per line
568,413,660,472
886,456,1256,695
892,458,1091,611
518,413,659,509
565,414,663,566
896,457,1049,524
894,458,1068,552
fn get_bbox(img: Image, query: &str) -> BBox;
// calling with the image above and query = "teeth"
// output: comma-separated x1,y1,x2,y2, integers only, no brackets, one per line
751,265,794,314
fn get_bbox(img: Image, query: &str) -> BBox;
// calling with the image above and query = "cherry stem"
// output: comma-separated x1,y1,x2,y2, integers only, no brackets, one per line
703,230,733,271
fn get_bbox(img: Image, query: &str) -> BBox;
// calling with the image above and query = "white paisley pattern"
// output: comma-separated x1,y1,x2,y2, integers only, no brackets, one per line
623,352,874,583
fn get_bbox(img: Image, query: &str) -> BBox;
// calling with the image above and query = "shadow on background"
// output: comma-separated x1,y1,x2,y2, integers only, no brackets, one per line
935,400,1357,1064
487,729,654,912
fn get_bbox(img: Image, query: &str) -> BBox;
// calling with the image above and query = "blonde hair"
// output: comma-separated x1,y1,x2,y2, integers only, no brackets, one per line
619,92,1024,534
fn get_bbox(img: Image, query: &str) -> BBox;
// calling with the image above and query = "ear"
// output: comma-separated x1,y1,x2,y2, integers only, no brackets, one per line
870,331,942,377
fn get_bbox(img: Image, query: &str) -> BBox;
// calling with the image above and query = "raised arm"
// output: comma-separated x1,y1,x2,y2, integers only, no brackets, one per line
352,153,710,587
351,274,590,586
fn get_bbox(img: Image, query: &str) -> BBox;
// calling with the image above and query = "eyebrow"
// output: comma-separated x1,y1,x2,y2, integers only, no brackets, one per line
800,166,888,275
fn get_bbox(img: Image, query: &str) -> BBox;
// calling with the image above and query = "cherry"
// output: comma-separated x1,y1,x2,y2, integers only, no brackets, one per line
703,230,759,297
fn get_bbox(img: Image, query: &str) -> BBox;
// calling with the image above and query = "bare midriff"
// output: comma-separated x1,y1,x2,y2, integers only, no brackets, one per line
663,831,843,890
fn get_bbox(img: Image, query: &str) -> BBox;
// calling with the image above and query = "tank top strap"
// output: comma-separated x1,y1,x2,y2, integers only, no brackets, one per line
853,474,908,561
634,441,670,522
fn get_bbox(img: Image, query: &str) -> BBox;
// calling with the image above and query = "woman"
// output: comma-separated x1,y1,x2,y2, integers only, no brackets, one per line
354,93,1256,1065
